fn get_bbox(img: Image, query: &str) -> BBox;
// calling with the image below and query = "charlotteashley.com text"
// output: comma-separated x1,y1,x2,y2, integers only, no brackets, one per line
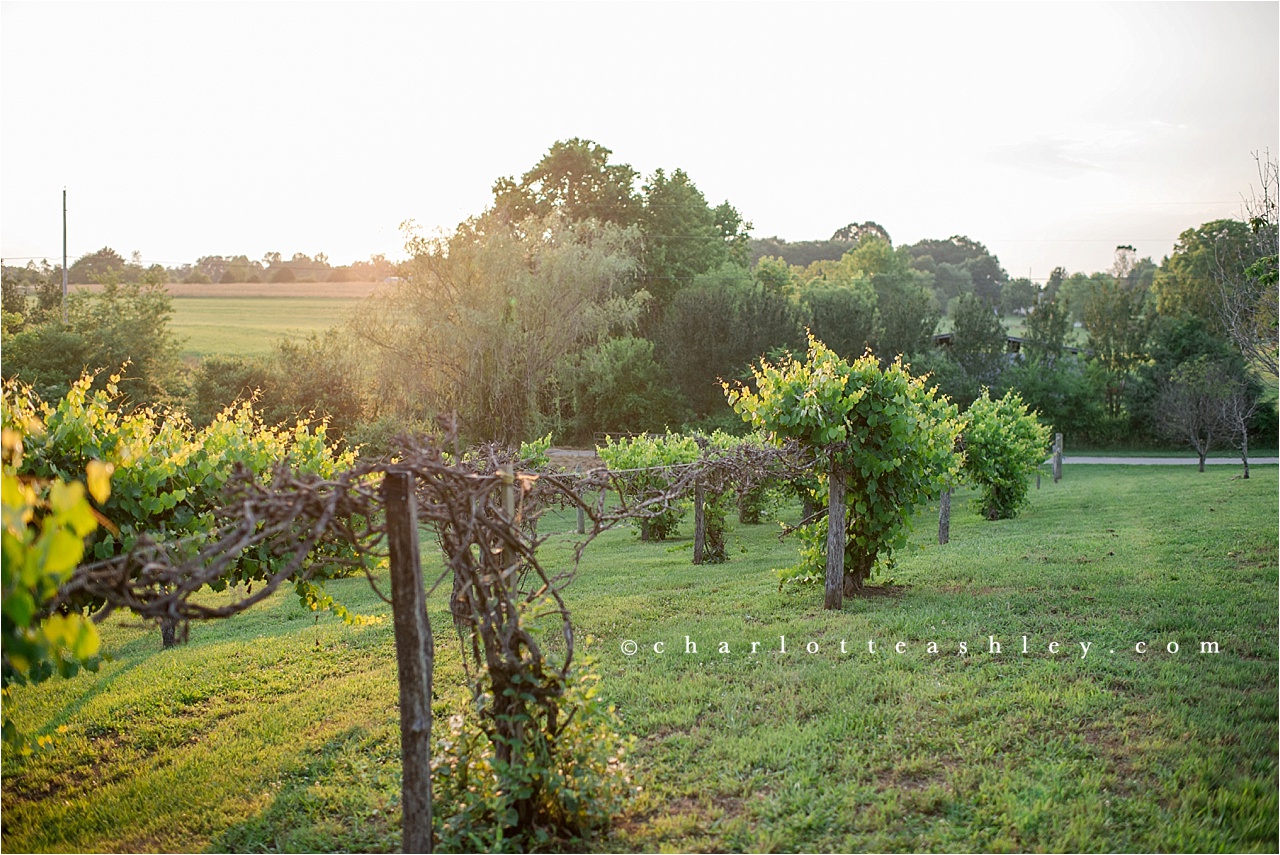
618,634,1223,660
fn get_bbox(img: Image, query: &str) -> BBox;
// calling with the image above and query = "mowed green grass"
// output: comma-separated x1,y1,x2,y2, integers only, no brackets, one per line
2,466,1276,852
171,296,358,359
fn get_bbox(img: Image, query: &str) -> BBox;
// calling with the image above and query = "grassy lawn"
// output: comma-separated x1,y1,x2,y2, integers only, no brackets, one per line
170,296,359,359
2,466,1276,852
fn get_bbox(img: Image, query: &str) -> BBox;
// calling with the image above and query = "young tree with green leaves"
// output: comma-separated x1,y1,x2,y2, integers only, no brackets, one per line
726,336,962,608
962,389,1052,520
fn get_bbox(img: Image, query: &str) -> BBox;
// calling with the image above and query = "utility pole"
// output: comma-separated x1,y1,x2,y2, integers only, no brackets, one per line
62,188,68,323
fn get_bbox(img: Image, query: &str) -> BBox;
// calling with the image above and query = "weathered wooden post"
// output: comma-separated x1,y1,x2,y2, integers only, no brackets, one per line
1052,433,1063,483
692,478,706,564
692,436,708,565
576,505,585,535
501,468,516,521
825,465,846,610
938,489,951,545
384,470,434,854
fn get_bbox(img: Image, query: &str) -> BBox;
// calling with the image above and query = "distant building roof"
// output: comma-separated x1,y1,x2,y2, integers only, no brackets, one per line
931,332,1081,356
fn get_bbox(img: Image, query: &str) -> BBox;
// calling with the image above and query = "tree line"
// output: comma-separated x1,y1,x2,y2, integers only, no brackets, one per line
2,139,1276,457
1,249,398,288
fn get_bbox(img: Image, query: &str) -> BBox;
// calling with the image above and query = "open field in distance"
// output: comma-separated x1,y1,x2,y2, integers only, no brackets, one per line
72,282,387,359
168,296,362,359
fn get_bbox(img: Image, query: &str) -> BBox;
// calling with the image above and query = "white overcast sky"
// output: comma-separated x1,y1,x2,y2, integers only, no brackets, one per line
2,1,1276,281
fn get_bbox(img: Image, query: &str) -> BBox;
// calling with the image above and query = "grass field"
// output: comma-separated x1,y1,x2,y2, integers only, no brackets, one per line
70,281,382,360
170,296,363,359
2,465,1276,852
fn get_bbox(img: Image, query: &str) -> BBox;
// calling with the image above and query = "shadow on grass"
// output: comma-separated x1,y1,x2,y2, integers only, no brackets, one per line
209,727,402,854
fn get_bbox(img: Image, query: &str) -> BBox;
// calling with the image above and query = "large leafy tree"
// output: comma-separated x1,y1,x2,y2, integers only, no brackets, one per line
1022,291,1072,367
66,247,126,285
555,336,683,443
1081,247,1154,420
349,213,642,444
798,237,938,358
657,263,805,418
1153,219,1254,326
491,138,642,227
904,235,1008,307
950,293,1007,385
726,336,961,609
639,168,750,310
492,140,750,318
801,280,880,363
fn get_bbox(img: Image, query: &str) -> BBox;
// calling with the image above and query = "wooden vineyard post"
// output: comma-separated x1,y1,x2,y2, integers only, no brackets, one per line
501,468,516,521
384,471,434,854
500,468,517,594
938,489,951,545
692,477,706,564
577,505,585,534
692,435,708,565
825,464,846,610
1052,433,1063,483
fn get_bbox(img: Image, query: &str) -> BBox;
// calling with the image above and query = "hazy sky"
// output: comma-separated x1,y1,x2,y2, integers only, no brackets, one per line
2,1,1276,281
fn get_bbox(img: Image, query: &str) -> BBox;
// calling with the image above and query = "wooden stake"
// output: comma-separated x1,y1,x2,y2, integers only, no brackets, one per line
938,489,951,545
693,478,706,565
385,471,434,854
825,465,846,610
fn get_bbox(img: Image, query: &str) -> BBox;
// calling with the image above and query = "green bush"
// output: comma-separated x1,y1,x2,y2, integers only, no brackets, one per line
431,661,635,851
556,336,683,444
962,388,1052,520
596,432,698,540
3,371,365,625
2,425,108,750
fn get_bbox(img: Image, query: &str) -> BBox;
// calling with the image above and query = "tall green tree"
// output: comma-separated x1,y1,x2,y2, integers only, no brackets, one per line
657,263,804,418
1082,246,1154,420
947,292,1007,404
801,281,880,362
1022,291,1072,366
556,336,683,443
491,140,750,317
1001,277,1038,317
801,237,938,358
903,235,1007,306
66,247,126,285
349,213,642,444
1152,219,1253,326
491,138,641,227
639,168,749,310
